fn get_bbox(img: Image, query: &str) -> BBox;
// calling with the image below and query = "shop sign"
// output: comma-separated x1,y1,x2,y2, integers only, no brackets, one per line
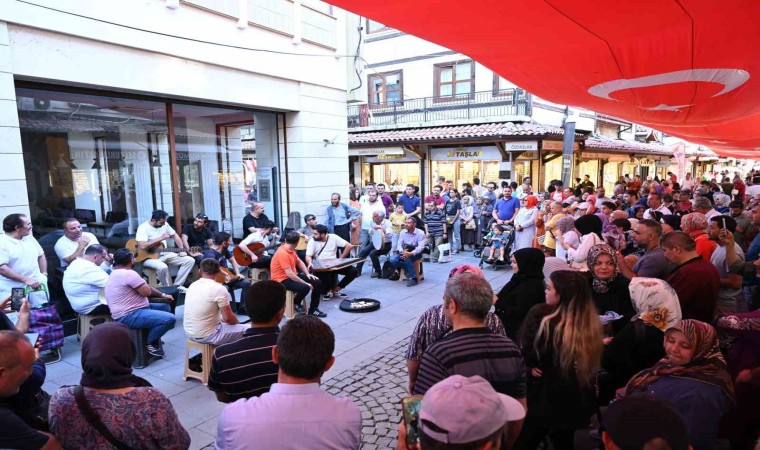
431,146,502,161
364,150,419,163
515,151,538,160
542,140,580,151
504,140,538,151
582,152,613,160
349,148,405,156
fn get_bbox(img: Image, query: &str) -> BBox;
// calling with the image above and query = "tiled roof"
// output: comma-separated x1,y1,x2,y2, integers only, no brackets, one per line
349,122,571,144
584,135,670,155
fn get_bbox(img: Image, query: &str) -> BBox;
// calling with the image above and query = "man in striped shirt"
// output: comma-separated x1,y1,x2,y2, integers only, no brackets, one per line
413,273,527,449
208,280,284,403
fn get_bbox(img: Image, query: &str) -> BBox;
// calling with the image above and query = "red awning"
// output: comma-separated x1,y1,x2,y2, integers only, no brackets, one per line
331,0,760,155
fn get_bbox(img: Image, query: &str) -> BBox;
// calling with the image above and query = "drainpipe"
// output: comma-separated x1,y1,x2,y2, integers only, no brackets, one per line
561,107,576,188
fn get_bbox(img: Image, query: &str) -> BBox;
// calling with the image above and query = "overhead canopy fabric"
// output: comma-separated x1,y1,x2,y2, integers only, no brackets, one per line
332,0,760,156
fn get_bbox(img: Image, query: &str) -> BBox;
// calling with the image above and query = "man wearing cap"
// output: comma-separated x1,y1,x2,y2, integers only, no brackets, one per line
399,375,525,450
602,395,690,450
412,274,526,447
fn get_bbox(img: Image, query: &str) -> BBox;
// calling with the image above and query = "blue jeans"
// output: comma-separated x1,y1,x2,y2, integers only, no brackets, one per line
117,303,176,345
390,253,423,279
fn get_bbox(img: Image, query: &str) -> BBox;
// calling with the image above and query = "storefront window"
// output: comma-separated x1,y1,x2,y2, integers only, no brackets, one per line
431,160,501,192
513,161,532,185
578,160,599,187
544,156,562,187
17,87,279,243
603,162,619,193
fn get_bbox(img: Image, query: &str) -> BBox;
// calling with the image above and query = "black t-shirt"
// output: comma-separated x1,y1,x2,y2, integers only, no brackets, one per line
0,405,49,449
242,213,271,238
202,248,231,266
182,224,212,249
445,199,461,219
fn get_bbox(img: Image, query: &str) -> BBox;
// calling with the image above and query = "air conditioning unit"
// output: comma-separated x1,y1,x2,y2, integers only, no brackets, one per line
33,99,51,110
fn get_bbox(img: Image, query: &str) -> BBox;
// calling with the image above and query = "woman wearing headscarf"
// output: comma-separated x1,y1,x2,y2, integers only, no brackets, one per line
560,214,604,271
459,195,476,251
516,270,603,450
513,195,539,251
681,212,717,261
495,248,546,340
599,277,682,403
49,323,190,449
623,320,735,450
586,244,635,332
555,215,578,263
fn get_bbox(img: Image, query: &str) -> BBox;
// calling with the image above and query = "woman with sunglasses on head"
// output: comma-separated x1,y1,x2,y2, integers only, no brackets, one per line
404,265,505,394
515,270,603,450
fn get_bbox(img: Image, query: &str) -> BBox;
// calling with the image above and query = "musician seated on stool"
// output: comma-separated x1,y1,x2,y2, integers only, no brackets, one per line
104,248,176,358
356,210,393,278
298,214,318,243
203,232,251,312
135,210,195,292
182,213,213,266
271,231,326,318
237,220,278,269
62,244,111,315
305,225,357,300
389,217,426,287
183,258,247,346
54,218,112,270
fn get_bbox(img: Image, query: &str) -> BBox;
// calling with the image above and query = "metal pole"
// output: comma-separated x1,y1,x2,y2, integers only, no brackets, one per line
561,117,576,188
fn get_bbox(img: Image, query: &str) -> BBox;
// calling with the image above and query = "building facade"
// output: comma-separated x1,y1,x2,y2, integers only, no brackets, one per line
1,0,356,240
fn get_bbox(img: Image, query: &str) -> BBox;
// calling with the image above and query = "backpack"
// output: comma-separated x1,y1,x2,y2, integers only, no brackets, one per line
381,261,398,280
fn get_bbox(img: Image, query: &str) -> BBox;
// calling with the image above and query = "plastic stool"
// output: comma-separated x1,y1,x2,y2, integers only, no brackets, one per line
77,314,112,342
284,290,306,319
249,268,270,283
183,340,215,385
400,259,424,281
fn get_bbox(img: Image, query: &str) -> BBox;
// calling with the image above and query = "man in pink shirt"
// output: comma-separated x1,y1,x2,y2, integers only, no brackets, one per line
105,248,176,358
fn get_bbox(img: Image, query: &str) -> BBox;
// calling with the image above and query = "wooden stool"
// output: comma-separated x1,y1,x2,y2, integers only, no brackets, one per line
400,259,424,281
284,290,306,319
77,314,112,342
183,340,215,385
249,268,270,283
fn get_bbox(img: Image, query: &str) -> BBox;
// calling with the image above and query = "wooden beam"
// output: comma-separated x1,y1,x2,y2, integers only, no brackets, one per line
403,144,425,159
495,142,508,160
542,152,563,164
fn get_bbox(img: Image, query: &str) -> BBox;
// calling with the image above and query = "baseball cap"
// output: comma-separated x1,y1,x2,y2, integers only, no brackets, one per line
602,395,690,450
419,375,525,445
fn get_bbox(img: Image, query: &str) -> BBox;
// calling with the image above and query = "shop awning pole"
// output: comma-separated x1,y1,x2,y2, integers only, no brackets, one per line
561,117,576,187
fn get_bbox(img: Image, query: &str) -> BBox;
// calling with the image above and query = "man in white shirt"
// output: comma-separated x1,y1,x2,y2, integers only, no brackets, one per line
642,192,673,220
62,244,110,315
135,210,195,290
184,258,247,346
360,190,386,247
744,176,760,202
681,172,696,191
694,196,721,220
356,210,393,277
306,225,356,299
54,218,103,268
215,315,361,450
237,221,278,269
0,214,47,307
594,187,612,208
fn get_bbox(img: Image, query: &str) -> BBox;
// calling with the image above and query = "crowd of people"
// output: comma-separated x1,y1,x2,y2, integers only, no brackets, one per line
1,168,759,449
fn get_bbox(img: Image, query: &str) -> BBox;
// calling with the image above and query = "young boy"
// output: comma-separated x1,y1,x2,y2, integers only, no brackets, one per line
389,203,408,252
485,224,508,262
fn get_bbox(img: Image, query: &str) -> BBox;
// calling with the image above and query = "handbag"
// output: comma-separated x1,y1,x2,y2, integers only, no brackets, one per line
464,219,476,230
27,285,64,353
438,242,452,263
535,234,547,245
74,386,135,450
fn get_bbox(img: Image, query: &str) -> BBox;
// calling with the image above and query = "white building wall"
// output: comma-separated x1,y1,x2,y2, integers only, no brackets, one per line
0,0,353,230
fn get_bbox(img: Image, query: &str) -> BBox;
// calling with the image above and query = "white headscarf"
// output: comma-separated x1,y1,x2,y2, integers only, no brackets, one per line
628,278,682,331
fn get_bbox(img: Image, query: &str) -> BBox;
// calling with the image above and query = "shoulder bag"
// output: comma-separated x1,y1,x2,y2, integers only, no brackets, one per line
74,386,135,450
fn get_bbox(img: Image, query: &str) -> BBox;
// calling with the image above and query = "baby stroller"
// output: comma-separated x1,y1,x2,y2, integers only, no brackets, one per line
478,221,515,269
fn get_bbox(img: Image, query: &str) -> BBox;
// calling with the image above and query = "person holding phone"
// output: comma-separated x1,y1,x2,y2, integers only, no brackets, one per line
0,214,48,307
707,216,745,313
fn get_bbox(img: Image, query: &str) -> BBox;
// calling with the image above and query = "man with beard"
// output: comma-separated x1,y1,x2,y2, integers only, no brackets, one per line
135,210,195,290
325,193,361,244
359,190,386,247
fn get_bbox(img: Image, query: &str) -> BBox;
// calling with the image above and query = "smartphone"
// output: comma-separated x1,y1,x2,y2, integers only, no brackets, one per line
401,395,423,445
720,217,728,237
24,333,39,346
10,287,25,312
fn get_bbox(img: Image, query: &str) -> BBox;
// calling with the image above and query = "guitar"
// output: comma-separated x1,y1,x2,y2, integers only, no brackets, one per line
126,239,201,263
232,239,280,266
214,266,242,285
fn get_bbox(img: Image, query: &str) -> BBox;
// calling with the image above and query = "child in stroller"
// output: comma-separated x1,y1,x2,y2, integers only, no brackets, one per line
478,221,515,269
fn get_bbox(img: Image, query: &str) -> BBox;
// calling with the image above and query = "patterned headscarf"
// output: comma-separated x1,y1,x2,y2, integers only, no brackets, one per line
628,278,682,331
587,244,618,293
680,212,709,237
625,320,735,409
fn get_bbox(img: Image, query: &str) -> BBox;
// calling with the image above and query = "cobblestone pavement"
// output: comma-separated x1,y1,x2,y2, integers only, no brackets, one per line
323,340,409,450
